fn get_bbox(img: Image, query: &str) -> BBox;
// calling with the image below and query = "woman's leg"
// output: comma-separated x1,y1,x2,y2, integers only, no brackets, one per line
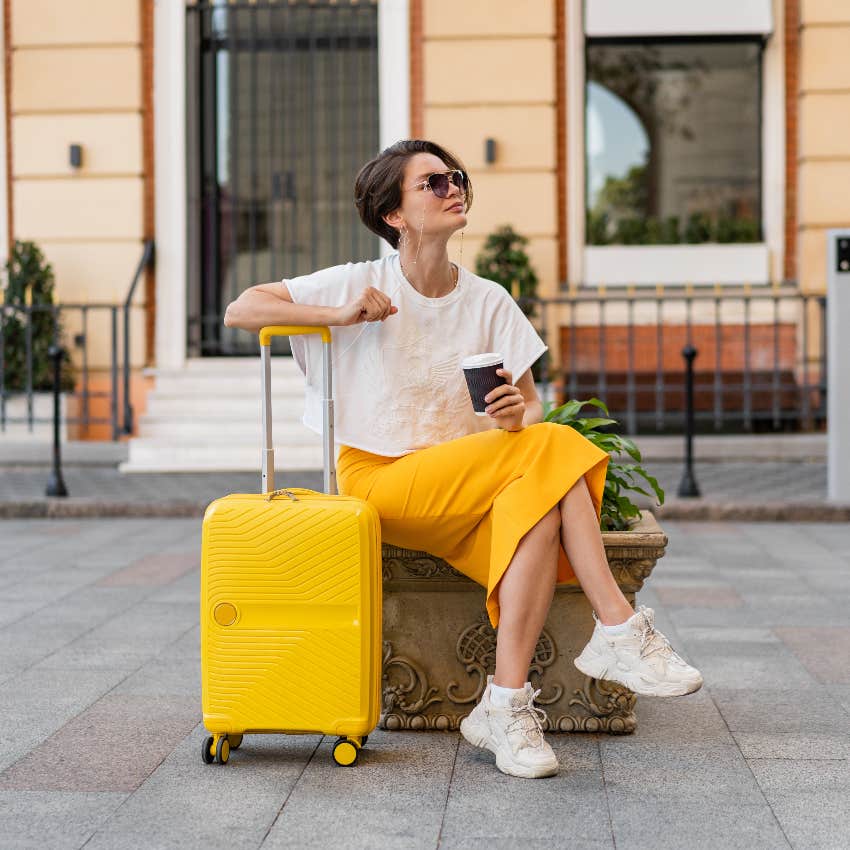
493,505,561,688
558,476,633,625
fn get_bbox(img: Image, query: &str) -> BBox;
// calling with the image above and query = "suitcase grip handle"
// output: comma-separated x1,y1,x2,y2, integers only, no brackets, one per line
259,325,332,346
258,325,336,497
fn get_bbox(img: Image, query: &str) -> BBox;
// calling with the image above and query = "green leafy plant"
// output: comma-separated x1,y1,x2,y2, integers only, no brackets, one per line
683,212,712,244
2,240,74,393
475,224,539,320
543,397,664,531
476,224,544,380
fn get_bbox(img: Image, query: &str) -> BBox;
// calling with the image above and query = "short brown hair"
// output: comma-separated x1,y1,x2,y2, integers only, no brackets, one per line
354,140,473,250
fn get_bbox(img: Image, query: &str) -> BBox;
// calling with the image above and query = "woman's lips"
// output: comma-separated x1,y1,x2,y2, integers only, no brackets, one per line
448,204,465,213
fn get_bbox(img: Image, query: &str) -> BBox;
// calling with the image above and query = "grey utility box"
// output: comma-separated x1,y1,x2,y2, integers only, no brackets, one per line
827,229,850,502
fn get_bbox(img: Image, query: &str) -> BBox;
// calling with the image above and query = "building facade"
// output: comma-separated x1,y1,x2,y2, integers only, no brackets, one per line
1,0,846,460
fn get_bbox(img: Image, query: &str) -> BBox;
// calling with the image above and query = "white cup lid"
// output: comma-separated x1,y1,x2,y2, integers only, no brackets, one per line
461,352,503,369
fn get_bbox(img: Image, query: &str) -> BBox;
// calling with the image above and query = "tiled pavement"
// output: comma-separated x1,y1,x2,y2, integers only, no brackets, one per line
1,517,848,849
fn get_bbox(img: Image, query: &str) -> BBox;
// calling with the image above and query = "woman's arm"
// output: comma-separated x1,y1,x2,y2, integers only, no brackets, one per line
223,282,341,333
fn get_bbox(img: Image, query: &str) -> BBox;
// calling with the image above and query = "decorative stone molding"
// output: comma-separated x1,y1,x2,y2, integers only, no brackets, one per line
380,510,666,734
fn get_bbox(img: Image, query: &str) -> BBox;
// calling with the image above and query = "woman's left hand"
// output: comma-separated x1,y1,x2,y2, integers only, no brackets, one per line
484,369,525,432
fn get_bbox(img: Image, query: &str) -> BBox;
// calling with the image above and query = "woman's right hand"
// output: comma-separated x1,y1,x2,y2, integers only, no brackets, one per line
333,287,398,326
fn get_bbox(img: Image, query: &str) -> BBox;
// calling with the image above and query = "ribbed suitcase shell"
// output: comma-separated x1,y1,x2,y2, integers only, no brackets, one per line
200,490,381,737
199,325,382,758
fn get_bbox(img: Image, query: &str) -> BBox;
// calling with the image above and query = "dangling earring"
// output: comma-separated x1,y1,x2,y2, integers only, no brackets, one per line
413,203,425,266
459,229,464,268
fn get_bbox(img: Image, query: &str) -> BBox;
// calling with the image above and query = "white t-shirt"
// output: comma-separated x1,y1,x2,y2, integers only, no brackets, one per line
284,253,548,457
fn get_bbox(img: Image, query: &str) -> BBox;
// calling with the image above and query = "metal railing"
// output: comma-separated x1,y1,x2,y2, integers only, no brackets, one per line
521,284,827,433
0,240,155,440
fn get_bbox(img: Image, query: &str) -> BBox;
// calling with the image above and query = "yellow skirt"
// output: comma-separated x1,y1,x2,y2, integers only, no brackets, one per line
337,422,609,628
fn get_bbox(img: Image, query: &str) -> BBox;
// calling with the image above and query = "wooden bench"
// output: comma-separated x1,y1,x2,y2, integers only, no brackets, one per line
379,511,667,734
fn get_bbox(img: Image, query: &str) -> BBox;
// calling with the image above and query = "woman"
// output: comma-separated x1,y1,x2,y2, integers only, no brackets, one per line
224,140,702,779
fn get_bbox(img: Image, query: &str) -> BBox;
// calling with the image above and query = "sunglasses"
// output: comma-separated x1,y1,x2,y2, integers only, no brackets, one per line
408,169,468,199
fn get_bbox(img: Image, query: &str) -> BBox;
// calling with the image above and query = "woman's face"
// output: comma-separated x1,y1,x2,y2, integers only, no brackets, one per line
388,152,468,244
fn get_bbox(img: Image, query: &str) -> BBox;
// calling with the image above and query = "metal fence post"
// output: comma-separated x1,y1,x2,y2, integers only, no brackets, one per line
677,343,701,498
45,344,68,497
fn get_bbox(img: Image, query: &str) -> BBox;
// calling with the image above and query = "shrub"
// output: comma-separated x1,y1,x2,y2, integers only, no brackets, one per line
2,240,74,393
475,224,539,320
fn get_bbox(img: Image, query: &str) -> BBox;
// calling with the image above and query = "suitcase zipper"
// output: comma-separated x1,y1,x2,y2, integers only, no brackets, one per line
265,488,300,502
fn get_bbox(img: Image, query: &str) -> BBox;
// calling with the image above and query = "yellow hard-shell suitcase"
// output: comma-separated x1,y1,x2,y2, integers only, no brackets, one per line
200,326,382,767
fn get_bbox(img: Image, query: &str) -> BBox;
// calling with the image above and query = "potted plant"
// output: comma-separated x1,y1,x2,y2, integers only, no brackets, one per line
2,240,74,437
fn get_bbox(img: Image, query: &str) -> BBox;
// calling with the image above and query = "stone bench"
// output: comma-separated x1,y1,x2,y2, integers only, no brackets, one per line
379,510,667,734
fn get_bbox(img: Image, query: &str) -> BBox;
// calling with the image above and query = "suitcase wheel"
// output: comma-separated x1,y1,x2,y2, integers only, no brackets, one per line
202,736,215,765
332,737,359,767
215,736,230,764
227,734,243,750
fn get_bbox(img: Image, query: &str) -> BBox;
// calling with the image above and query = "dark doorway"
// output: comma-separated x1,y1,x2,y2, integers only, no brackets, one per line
186,0,380,356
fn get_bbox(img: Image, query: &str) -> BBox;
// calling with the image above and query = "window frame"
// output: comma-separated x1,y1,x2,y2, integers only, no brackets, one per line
567,2,785,288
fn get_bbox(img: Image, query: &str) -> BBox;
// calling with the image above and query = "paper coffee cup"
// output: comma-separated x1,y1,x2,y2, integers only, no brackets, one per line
462,352,506,416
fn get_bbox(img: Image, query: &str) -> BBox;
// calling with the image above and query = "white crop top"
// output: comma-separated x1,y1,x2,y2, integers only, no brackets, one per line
284,253,548,457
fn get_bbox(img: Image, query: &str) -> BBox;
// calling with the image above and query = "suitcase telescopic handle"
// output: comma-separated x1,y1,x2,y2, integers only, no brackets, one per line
258,326,337,497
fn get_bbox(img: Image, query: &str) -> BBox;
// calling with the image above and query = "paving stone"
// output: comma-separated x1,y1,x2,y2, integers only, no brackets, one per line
110,656,201,698
748,759,850,850
825,684,850,716
607,795,789,850
264,730,458,849
145,567,200,604
676,638,820,690
628,690,733,746
440,840,611,850
601,742,790,849
732,731,850,760
0,790,127,850
79,725,321,850
0,694,199,792
32,601,197,671
654,585,744,608
96,552,199,588
439,737,609,843
0,668,135,772
774,626,850,684
711,687,850,734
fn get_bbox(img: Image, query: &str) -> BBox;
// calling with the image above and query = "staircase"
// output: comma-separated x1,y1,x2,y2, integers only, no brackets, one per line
121,357,323,472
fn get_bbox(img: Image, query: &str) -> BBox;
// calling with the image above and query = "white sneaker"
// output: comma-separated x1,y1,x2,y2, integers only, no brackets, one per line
460,675,559,779
574,606,703,697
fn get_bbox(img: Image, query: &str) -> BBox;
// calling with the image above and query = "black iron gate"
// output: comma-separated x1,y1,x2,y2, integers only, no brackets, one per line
186,0,380,356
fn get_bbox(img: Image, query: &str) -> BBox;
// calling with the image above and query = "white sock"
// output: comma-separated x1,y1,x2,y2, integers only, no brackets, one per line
489,682,527,707
599,615,634,637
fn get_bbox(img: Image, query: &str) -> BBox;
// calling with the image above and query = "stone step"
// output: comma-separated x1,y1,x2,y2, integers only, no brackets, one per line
147,374,305,398
121,437,325,473
135,416,316,440
127,357,315,471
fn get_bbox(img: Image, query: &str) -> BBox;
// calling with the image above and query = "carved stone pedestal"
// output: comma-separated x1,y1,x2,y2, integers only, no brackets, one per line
380,510,667,734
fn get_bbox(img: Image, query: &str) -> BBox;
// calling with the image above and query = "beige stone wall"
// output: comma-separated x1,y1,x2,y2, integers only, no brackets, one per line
421,0,559,296
798,0,850,292
9,0,146,368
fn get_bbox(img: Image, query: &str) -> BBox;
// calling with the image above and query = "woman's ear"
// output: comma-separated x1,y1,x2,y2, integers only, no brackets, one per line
383,208,404,231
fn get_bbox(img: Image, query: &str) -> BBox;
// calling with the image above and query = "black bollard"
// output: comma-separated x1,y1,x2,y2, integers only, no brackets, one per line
45,344,68,498
677,343,701,498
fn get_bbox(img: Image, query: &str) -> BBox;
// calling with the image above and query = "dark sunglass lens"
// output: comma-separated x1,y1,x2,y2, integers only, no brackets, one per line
428,173,451,198
451,171,468,192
